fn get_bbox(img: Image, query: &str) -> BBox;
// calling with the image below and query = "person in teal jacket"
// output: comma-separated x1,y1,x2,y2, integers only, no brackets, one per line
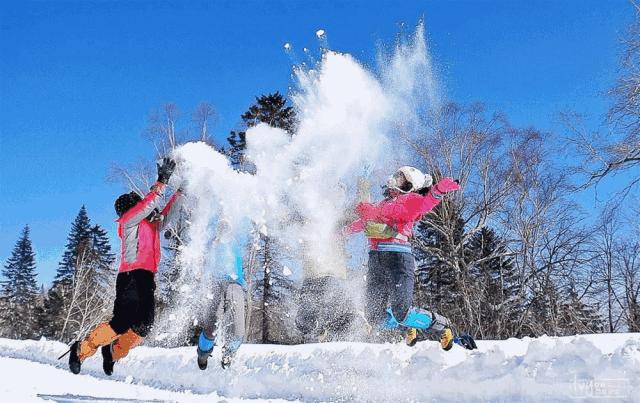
196,219,246,370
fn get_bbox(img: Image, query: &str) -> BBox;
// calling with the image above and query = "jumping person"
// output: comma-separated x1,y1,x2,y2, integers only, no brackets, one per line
196,219,247,370
68,157,182,375
343,166,476,350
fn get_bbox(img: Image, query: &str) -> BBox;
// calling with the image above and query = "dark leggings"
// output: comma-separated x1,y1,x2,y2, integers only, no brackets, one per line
109,269,156,337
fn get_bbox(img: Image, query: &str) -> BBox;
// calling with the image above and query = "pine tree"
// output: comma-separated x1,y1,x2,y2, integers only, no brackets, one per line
412,203,465,325
226,130,247,169
527,278,562,337
43,207,115,341
241,92,296,133
465,227,522,339
54,206,92,286
88,224,116,286
226,92,296,171
1,226,39,339
558,284,604,335
252,233,295,343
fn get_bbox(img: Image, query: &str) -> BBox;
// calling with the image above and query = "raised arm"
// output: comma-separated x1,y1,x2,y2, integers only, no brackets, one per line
160,191,182,230
120,184,166,228
121,157,177,228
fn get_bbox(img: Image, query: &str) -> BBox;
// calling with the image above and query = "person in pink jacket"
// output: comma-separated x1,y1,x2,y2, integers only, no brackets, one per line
344,166,476,350
68,157,182,375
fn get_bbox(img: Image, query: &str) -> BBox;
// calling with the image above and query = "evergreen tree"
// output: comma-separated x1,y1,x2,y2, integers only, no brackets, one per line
88,224,116,286
1,226,39,339
226,92,296,171
558,284,604,335
43,207,115,341
527,278,562,337
54,206,92,286
412,203,465,325
226,130,247,169
252,233,295,343
241,92,296,133
465,227,522,339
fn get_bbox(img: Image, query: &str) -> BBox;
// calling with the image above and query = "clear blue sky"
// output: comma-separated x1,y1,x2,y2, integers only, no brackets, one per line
0,0,634,286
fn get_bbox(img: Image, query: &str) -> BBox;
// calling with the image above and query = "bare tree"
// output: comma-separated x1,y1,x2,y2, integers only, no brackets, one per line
193,102,217,143
59,242,115,342
616,240,640,331
565,6,640,192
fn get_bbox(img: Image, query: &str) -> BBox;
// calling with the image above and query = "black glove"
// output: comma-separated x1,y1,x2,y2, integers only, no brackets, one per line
157,157,176,184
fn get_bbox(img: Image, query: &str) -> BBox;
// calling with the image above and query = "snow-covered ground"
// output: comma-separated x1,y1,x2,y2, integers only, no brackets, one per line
1,333,639,402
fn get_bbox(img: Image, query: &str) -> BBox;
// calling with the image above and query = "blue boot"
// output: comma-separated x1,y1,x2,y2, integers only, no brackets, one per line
197,331,215,370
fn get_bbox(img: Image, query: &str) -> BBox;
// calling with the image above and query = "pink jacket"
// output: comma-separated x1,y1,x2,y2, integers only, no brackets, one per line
345,191,442,249
117,182,181,274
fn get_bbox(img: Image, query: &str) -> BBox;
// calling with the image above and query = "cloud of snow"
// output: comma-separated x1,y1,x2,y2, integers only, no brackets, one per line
157,21,442,343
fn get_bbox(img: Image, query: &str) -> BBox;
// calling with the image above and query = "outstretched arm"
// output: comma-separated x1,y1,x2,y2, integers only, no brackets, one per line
355,178,461,223
342,218,365,236
408,177,461,217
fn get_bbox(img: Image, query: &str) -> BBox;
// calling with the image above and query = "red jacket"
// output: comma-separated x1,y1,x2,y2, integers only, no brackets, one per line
345,191,442,249
117,183,181,274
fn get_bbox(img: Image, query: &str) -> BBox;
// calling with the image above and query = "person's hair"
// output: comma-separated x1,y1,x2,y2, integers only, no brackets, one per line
114,192,142,217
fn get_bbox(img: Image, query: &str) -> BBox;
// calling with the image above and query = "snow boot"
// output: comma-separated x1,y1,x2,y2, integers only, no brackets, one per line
68,341,81,374
197,347,211,370
111,329,143,361
454,334,478,350
405,327,418,347
440,327,454,351
221,341,241,370
101,343,115,376
197,331,215,370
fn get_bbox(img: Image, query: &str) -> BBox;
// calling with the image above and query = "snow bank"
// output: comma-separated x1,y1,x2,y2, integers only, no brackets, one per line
1,334,639,401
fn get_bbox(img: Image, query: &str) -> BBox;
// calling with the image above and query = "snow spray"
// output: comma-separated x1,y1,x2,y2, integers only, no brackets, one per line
154,22,441,344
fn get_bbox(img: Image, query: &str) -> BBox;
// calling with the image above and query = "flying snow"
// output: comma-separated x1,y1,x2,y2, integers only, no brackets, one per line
156,22,442,343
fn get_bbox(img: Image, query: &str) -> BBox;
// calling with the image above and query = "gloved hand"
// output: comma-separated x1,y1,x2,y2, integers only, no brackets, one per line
432,178,460,196
157,157,176,185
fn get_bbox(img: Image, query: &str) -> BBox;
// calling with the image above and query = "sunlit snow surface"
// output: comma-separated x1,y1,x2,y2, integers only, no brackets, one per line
1,334,639,401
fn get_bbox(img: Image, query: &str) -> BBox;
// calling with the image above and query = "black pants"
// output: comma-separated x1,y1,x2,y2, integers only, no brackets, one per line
365,251,415,327
109,269,156,337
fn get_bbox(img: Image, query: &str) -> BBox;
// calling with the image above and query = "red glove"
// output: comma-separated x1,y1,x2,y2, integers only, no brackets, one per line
355,202,378,220
432,178,461,196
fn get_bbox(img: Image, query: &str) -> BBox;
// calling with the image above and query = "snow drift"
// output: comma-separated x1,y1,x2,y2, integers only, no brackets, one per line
1,334,639,401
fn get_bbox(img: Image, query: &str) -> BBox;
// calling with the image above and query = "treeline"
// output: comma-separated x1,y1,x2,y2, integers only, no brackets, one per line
0,208,115,341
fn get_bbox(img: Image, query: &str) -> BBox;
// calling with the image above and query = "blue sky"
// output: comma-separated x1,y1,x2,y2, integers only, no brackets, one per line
0,0,634,285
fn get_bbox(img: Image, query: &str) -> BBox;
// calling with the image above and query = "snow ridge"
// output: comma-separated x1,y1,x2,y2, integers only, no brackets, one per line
1,334,639,401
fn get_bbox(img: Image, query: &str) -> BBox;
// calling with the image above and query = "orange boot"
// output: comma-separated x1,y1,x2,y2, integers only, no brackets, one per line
111,329,144,361
78,322,119,362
